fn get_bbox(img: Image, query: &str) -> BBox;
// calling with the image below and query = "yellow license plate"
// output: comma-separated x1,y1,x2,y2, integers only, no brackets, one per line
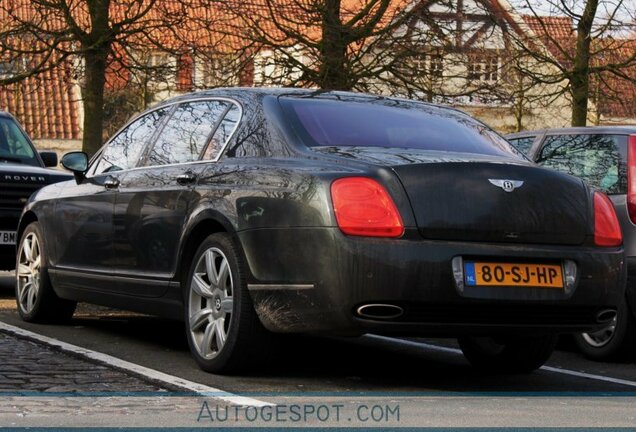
464,262,563,289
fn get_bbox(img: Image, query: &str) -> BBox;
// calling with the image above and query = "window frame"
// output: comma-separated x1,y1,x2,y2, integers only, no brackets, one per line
87,96,243,177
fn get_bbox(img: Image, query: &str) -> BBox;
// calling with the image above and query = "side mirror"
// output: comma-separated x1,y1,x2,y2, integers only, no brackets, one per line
39,151,58,168
61,152,88,180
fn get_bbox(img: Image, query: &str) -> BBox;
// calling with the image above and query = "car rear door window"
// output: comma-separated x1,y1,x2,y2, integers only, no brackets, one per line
94,108,169,174
536,134,627,194
146,100,228,166
203,104,241,160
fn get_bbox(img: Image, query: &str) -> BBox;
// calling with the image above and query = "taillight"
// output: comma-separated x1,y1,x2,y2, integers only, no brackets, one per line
627,135,636,223
594,191,622,247
331,177,404,237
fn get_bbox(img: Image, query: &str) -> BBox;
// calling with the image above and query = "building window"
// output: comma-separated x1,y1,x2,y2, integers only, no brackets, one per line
147,52,170,68
429,54,444,78
197,54,239,88
467,54,499,82
405,53,444,80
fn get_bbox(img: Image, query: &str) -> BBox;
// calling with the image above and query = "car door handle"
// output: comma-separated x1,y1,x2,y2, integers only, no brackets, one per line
176,173,197,185
103,177,120,189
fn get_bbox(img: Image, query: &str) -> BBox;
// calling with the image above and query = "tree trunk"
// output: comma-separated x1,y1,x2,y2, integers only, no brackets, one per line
570,0,598,127
318,0,350,90
571,73,589,126
81,49,109,156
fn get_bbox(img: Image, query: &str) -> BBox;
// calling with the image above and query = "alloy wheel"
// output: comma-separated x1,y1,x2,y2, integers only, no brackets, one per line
17,232,41,314
188,247,234,359
581,316,617,348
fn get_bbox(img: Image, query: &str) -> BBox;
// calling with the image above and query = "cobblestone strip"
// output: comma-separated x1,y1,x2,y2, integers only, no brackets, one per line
0,331,169,392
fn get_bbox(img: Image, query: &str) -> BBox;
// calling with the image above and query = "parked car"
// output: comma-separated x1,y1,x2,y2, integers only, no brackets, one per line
0,111,71,270
17,89,624,374
507,127,636,360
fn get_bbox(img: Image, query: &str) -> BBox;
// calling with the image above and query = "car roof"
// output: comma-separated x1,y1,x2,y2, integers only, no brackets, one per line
151,87,468,117
507,126,636,139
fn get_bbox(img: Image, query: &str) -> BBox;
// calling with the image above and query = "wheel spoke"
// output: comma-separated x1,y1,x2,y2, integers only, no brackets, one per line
220,298,233,313
200,321,216,356
27,287,36,311
23,238,32,263
205,250,218,285
189,308,213,331
216,259,229,288
17,264,31,277
32,238,39,259
19,282,31,305
31,256,41,270
192,274,213,298
215,317,226,348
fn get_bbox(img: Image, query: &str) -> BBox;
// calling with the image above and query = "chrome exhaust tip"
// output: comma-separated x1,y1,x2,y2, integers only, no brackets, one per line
356,304,404,320
596,309,617,324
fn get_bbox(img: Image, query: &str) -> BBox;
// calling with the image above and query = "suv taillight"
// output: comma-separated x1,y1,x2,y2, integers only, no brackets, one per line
594,191,622,247
628,135,636,224
331,177,404,237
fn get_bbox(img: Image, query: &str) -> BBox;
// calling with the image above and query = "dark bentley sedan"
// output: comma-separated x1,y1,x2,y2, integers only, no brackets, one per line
16,88,625,374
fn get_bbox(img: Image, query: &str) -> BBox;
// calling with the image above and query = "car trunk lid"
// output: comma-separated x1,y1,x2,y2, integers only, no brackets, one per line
392,161,589,245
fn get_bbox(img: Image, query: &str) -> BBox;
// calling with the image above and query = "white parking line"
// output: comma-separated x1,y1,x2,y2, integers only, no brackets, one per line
0,321,272,406
365,334,636,389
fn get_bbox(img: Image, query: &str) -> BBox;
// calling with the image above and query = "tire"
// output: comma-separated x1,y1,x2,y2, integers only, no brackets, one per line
573,299,636,361
184,232,271,373
15,222,76,323
458,334,557,373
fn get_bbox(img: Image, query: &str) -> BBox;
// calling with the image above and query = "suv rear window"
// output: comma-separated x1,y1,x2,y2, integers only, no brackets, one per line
280,97,520,158
536,134,627,194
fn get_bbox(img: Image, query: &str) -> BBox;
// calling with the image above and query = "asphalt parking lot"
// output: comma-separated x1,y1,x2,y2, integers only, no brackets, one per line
0,271,635,428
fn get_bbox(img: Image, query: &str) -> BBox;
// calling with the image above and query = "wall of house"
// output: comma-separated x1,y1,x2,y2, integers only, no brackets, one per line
33,139,82,166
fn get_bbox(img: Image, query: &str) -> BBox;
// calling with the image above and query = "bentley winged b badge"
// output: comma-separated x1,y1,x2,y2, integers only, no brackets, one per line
488,179,524,192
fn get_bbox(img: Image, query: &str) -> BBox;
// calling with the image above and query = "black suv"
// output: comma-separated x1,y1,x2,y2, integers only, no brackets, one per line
508,126,636,360
0,111,71,269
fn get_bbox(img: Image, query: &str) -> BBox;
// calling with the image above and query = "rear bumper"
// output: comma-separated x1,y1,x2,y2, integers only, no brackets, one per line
239,228,625,336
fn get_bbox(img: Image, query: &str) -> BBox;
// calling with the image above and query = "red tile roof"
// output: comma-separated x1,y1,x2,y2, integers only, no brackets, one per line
522,14,636,121
0,60,81,140
522,15,575,67
594,38,636,120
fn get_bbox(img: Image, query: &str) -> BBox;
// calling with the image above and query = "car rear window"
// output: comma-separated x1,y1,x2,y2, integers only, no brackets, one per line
280,97,520,158
536,134,627,194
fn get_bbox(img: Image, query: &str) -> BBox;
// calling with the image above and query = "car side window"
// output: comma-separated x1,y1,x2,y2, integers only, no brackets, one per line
536,134,627,194
94,108,169,175
203,104,241,160
508,136,535,155
146,100,229,166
